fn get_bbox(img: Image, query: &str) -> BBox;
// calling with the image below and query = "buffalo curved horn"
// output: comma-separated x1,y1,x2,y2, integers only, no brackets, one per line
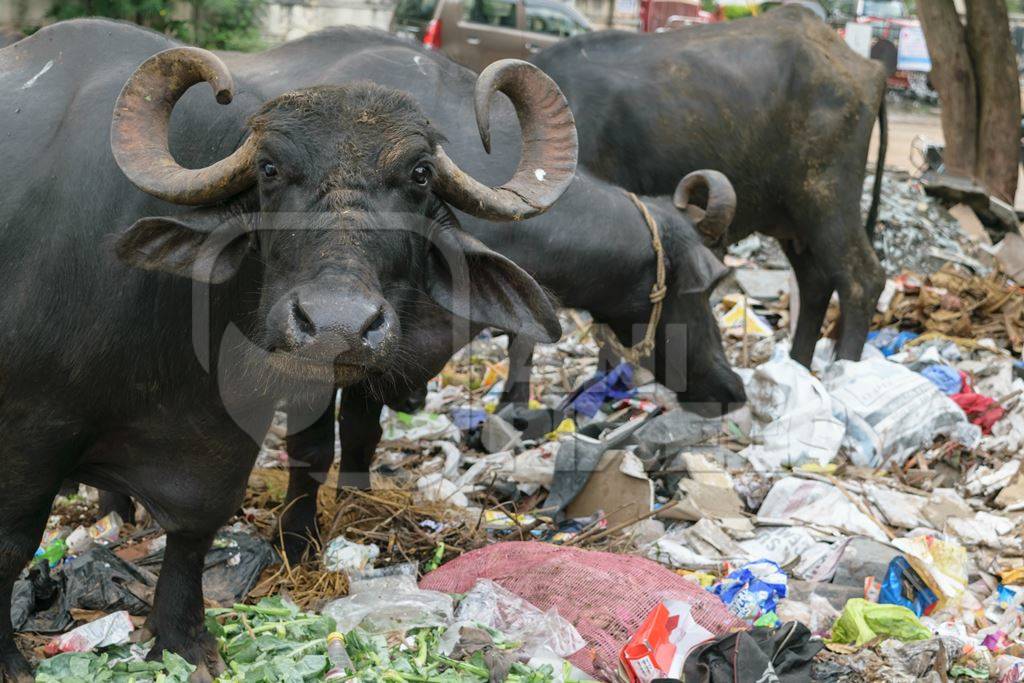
111,47,257,206
433,60,578,221
673,170,736,243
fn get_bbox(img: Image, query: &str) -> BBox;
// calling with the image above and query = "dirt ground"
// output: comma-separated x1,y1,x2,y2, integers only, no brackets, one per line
870,101,1024,209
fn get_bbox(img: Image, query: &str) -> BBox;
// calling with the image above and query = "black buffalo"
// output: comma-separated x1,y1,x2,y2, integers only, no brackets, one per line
533,6,889,366
0,20,576,679
216,29,745,561
276,166,744,561
97,29,747,561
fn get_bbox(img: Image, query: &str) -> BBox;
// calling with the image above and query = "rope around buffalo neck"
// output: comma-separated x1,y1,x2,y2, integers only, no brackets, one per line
593,191,667,365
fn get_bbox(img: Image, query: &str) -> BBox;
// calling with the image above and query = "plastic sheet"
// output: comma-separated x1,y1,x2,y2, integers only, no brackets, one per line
441,579,584,659
825,357,981,468
322,563,453,634
757,477,889,542
44,611,133,656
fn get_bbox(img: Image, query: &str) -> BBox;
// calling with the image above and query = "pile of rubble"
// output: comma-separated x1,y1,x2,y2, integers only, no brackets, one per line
14,172,1024,682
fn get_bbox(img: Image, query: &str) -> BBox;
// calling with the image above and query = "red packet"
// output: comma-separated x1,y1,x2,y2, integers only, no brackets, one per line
619,600,715,682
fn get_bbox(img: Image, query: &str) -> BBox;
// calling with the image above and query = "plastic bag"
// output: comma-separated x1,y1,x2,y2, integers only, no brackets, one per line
892,535,968,610
44,611,133,655
739,345,846,472
441,579,584,659
824,357,981,468
321,563,453,634
380,409,459,442
322,537,379,573
829,599,931,646
879,556,938,617
709,559,788,622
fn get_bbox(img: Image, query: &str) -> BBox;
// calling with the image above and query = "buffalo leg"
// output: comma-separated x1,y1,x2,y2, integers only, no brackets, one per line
833,227,885,361
278,403,336,563
144,531,222,681
781,239,834,368
0,457,64,682
97,489,137,525
500,334,535,405
337,386,383,492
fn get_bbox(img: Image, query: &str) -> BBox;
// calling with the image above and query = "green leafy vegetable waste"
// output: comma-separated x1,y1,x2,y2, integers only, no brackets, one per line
34,597,580,682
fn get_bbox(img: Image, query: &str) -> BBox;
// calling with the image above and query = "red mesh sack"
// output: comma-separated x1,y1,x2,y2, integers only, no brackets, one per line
419,541,745,678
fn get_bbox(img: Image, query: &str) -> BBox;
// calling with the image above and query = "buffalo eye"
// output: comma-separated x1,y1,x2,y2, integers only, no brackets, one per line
410,164,431,186
261,161,278,178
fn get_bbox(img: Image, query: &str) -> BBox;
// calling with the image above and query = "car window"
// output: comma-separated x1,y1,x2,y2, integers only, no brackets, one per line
462,0,518,28
394,0,439,24
524,2,588,36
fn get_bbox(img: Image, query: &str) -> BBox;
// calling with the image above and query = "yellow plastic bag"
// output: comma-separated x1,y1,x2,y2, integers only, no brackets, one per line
892,535,968,609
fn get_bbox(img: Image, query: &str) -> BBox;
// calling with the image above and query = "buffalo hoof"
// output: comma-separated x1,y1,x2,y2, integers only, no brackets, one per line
148,630,224,682
0,643,33,683
131,621,156,644
275,505,318,565
278,531,315,565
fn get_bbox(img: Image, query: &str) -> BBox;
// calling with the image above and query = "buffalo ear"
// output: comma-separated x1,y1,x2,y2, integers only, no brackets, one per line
427,227,562,342
115,208,252,284
676,244,732,295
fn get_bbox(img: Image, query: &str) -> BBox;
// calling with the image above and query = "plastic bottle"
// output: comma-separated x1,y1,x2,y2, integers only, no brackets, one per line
35,539,66,567
324,631,355,681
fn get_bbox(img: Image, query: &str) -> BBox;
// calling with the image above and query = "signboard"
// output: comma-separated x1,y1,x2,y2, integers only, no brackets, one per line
897,25,932,73
844,22,873,58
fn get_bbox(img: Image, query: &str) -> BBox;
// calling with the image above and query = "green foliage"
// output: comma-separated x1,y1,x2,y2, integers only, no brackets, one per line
722,5,755,20
184,0,268,51
47,0,266,51
48,0,186,35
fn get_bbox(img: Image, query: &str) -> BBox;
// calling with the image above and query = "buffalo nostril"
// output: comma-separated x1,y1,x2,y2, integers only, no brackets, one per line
361,308,388,349
290,297,317,339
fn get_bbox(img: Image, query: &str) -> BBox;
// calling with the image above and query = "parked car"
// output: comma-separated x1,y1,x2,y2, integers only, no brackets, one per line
390,0,591,72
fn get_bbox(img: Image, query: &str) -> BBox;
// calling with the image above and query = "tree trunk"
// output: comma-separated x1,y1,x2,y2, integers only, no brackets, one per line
965,0,1021,204
192,1,202,46
916,0,977,179
917,0,1021,204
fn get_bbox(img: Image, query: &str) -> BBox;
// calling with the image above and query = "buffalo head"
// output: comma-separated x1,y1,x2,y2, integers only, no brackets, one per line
109,47,576,388
648,170,745,414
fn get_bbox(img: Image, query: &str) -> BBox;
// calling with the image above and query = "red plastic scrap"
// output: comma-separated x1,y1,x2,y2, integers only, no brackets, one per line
419,541,745,677
952,371,1006,434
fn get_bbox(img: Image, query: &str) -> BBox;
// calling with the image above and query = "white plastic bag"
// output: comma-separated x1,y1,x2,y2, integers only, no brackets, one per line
322,536,379,573
739,345,845,472
824,357,981,468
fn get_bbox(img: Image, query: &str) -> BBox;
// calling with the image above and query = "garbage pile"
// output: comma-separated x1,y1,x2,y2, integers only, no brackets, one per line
14,169,1024,682
865,171,992,277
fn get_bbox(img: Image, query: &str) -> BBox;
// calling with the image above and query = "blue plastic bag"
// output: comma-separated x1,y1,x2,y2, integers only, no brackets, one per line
710,559,788,622
450,407,488,430
919,365,963,395
879,556,937,617
867,328,919,356
561,362,636,418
